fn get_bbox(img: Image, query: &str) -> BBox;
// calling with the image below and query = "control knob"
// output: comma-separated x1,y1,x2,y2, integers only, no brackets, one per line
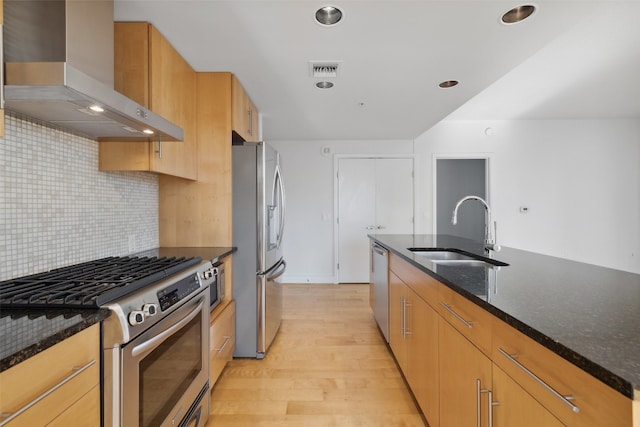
128,310,145,326
201,268,217,280
143,303,158,317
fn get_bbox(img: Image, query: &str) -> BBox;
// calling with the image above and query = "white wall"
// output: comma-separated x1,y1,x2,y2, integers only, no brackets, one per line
268,139,413,283
272,119,639,281
414,118,640,273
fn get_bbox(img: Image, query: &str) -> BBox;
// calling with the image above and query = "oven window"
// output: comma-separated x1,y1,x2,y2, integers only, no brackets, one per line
139,314,202,427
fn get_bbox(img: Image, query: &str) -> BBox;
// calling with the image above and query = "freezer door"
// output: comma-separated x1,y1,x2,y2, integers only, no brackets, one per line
257,259,286,358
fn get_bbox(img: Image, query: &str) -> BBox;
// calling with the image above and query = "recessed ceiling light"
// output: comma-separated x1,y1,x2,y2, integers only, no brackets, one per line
439,80,459,89
501,5,536,24
315,6,343,26
143,129,155,135
316,81,334,89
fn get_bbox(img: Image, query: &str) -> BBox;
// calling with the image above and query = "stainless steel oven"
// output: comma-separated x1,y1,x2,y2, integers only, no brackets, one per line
103,260,215,427
0,254,214,427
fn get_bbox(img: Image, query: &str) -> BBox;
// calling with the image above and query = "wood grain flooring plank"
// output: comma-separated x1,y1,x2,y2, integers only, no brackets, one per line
207,284,427,426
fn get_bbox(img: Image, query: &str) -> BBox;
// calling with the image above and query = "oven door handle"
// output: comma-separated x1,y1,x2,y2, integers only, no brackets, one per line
131,296,205,359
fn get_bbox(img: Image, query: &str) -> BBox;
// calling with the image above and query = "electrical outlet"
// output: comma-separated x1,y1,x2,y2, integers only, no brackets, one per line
519,206,529,213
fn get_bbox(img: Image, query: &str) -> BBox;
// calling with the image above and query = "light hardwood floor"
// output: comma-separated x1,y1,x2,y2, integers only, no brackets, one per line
207,284,427,426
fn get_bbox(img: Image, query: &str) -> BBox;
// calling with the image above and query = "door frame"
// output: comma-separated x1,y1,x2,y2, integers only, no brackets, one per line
432,153,493,237
334,154,415,284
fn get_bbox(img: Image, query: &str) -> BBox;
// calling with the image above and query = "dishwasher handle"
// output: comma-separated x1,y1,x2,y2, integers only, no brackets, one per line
372,243,387,257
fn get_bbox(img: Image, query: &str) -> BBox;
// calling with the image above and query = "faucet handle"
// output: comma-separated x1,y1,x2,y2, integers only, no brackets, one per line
487,221,501,252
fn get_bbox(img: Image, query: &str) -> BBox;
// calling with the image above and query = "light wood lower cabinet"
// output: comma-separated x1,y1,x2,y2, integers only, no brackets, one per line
389,271,439,425
493,316,632,427
0,324,100,427
210,300,236,385
439,318,492,427
386,251,635,427
492,365,564,427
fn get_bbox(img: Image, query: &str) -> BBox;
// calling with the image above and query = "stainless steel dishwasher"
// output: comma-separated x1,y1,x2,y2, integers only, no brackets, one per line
371,242,389,342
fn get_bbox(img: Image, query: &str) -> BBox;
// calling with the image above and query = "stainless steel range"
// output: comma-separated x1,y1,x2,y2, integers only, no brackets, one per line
0,255,215,427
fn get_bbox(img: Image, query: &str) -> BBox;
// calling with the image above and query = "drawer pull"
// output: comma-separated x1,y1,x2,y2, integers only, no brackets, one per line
498,348,580,413
0,359,96,426
216,335,232,353
439,302,473,328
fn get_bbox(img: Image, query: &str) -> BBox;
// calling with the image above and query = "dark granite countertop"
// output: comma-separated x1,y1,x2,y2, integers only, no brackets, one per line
0,247,234,373
0,308,109,372
133,246,236,264
369,234,640,400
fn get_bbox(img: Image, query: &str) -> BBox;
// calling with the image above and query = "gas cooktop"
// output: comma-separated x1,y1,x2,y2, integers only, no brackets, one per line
0,256,202,309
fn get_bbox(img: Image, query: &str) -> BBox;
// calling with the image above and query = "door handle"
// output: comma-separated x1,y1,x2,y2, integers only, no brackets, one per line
366,226,375,230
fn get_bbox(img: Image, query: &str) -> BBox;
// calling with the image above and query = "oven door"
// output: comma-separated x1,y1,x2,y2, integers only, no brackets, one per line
121,291,210,427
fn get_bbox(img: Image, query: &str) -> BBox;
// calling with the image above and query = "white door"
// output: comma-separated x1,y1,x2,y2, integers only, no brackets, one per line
337,157,414,283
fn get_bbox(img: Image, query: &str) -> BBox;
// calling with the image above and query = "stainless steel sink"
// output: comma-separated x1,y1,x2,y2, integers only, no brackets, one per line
407,249,509,267
409,250,477,261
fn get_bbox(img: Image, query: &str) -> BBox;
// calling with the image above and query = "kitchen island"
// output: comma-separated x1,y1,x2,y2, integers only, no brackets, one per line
370,234,639,426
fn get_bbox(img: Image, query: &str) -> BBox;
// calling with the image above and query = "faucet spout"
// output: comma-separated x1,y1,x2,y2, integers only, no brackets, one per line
451,195,501,252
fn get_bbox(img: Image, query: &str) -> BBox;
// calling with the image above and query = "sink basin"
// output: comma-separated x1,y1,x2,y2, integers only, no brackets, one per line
407,248,509,267
408,250,477,261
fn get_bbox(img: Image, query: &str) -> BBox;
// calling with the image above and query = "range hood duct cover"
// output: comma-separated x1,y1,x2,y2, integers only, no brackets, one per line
2,0,183,141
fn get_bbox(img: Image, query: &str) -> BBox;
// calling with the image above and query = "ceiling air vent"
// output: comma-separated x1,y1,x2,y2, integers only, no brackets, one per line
309,61,341,78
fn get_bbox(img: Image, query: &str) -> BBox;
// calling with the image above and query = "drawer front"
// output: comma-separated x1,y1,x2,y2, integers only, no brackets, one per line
493,318,632,427
389,254,440,308
0,324,100,426
436,285,492,356
210,300,236,384
47,385,100,427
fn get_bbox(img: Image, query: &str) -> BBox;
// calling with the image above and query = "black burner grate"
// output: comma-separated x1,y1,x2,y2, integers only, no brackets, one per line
0,256,202,309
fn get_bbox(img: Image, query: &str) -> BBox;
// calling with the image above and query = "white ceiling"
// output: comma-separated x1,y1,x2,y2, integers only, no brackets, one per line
114,1,640,141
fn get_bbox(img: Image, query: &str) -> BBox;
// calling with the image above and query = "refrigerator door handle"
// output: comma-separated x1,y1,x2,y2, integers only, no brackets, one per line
275,165,286,249
266,260,287,281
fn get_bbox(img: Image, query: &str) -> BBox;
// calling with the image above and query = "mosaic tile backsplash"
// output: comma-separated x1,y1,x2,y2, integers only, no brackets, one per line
0,114,159,281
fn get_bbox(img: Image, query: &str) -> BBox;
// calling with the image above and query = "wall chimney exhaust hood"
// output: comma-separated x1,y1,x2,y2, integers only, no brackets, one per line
3,0,184,142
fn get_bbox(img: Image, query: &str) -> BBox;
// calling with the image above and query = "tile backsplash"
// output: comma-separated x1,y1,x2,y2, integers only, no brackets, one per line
0,114,159,281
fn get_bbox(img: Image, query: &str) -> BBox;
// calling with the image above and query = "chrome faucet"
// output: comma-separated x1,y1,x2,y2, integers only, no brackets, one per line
452,195,501,252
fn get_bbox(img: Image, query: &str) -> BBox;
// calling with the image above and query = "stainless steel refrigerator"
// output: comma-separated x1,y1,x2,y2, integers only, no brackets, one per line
232,141,286,358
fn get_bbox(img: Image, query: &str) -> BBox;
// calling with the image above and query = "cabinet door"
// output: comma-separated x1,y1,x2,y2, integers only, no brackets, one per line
210,300,236,384
388,271,407,374
439,318,492,427
231,76,258,142
406,287,439,426
493,366,565,427
100,23,197,180
1,0,4,138
0,325,100,427
148,25,197,179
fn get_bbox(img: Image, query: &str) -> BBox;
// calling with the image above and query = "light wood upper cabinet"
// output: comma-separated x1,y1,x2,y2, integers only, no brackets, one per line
1,0,5,138
0,325,100,427
158,72,259,247
231,75,259,142
99,22,197,180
